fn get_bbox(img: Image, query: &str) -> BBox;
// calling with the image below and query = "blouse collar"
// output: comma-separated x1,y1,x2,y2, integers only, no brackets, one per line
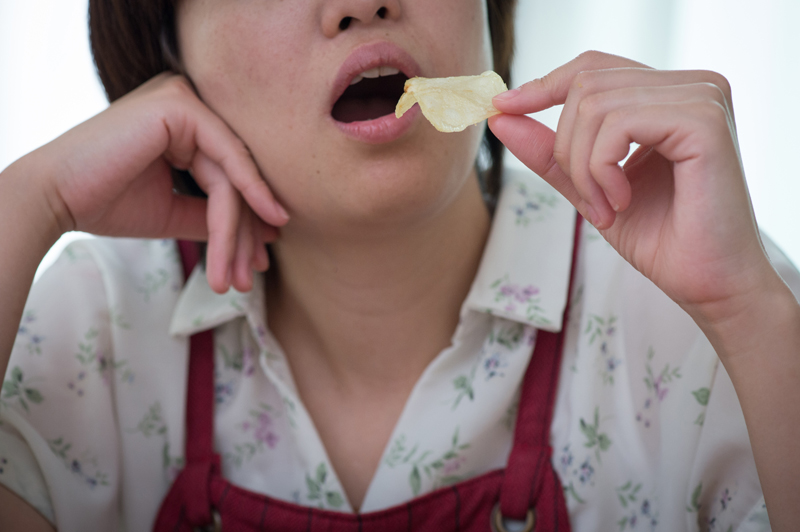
169,167,576,337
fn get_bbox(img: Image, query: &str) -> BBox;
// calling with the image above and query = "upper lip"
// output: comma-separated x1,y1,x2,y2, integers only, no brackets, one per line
330,41,422,114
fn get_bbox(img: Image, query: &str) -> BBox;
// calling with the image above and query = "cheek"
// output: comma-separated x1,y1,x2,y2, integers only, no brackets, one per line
410,0,492,76
180,7,315,134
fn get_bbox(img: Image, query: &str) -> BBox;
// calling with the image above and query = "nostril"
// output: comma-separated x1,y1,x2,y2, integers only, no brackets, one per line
339,17,352,31
377,7,387,19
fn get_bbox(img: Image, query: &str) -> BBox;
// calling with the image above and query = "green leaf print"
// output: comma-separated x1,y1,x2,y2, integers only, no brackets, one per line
1,366,43,412
385,427,471,496
326,491,344,508
135,269,170,302
579,407,612,463
410,466,422,496
47,437,109,489
692,388,710,406
131,402,183,478
687,482,702,512
616,481,642,509
316,462,327,485
305,462,345,509
563,482,586,505
450,364,477,410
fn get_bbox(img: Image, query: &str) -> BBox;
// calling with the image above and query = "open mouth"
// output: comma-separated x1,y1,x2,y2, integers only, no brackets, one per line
331,67,409,123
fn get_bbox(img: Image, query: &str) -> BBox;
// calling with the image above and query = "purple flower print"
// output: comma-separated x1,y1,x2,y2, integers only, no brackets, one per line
497,283,539,304
491,277,546,322
719,488,731,510
641,499,650,515
516,285,539,302
253,412,279,448
578,458,594,484
559,445,574,474
229,405,282,468
243,347,256,377
653,376,669,401
510,184,558,225
441,455,467,476
483,352,508,380
637,347,681,428
256,326,268,344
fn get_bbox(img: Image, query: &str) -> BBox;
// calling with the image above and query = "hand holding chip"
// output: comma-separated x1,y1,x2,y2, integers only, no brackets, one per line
487,51,783,338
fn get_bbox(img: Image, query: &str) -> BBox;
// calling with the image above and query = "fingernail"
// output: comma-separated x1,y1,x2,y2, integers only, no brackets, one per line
494,88,520,102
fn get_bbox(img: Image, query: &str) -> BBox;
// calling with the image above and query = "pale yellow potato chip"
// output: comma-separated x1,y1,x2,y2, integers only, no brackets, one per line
395,71,508,133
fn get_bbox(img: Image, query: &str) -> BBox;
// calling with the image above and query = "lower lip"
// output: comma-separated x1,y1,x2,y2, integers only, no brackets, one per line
332,105,420,144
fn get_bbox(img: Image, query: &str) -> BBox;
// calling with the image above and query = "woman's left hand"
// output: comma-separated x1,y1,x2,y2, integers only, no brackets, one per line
488,51,779,336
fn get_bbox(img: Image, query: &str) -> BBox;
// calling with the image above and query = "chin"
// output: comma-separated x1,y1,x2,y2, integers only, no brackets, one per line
283,147,479,238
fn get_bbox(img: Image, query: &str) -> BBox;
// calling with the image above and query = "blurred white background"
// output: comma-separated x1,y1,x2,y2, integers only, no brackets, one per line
1,0,798,278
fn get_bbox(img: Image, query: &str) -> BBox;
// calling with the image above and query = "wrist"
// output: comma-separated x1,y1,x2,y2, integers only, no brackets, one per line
690,268,800,368
1,154,68,251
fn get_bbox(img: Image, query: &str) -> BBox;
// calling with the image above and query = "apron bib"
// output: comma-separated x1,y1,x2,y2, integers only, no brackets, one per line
155,226,580,531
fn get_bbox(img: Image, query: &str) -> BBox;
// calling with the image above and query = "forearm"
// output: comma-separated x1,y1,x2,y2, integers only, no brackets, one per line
0,155,64,379
697,274,800,531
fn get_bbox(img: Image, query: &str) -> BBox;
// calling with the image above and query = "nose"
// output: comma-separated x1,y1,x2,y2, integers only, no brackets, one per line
321,0,402,38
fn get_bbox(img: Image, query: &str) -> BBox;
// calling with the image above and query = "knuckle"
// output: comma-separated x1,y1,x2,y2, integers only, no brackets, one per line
576,92,604,119
552,144,570,173
572,69,598,93
162,75,196,100
588,155,605,178
699,70,732,102
576,50,607,64
696,82,729,109
693,100,730,130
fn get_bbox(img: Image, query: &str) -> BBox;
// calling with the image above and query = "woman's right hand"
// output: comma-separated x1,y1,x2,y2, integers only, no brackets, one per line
23,72,288,293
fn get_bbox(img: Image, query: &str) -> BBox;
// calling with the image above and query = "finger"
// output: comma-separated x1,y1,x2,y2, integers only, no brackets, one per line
556,71,734,176
192,151,240,293
161,195,210,241
488,114,600,225
187,103,290,228
231,207,255,292
250,210,272,272
569,83,731,213
492,51,651,115
590,99,740,224
155,77,290,228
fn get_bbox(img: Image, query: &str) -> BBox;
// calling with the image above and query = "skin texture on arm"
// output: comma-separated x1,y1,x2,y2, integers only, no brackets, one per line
0,73,288,383
0,155,64,412
489,50,800,530
0,72,287,527
0,484,55,532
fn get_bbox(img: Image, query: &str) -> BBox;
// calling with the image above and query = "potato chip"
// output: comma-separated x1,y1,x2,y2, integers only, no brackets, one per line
395,71,508,133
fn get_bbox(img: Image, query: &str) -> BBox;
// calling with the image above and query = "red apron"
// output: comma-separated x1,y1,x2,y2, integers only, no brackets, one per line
154,226,580,532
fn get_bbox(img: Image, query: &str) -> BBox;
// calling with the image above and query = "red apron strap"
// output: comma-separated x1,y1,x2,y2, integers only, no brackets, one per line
499,215,583,527
154,241,220,530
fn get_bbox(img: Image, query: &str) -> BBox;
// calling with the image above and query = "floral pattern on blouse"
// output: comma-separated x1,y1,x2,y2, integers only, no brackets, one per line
0,168,792,532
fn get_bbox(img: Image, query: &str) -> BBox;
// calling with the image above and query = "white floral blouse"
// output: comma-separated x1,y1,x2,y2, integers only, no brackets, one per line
1,167,797,532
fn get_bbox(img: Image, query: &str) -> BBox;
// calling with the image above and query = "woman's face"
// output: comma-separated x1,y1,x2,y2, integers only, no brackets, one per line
177,0,493,234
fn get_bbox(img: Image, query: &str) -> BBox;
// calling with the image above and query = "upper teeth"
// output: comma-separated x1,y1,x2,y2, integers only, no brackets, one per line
350,66,400,85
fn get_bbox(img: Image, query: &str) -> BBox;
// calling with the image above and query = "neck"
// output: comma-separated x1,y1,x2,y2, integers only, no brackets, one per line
266,171,491,394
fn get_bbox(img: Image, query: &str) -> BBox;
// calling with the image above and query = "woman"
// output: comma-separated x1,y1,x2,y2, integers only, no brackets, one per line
0,0,798,530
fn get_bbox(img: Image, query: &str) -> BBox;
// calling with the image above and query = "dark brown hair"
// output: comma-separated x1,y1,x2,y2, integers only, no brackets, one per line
88,0,517,202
